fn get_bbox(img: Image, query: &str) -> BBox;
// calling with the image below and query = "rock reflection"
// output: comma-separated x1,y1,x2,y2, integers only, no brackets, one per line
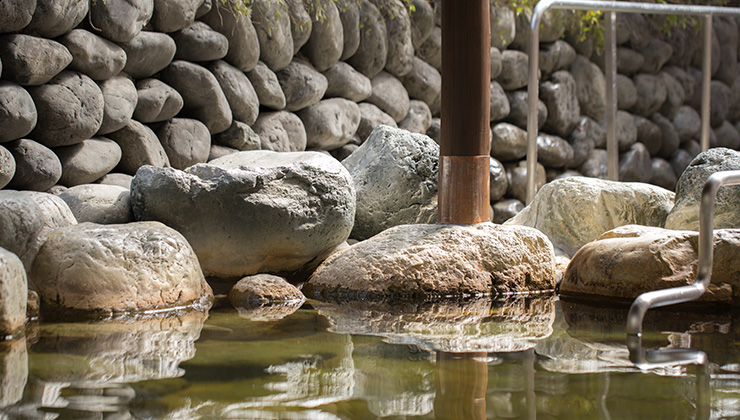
315,296,555,418
14,311,206,419
0,337,28,409
314,295,557,353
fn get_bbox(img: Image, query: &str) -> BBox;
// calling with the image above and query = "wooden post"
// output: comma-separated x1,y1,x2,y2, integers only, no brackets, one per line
438,0,491,224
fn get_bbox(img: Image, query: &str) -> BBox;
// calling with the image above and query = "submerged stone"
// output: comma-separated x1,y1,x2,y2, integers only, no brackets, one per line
561,225,740,304
305,222,556,301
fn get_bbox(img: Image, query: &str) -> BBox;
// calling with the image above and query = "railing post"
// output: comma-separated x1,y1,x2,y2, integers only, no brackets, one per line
605,11,619,181
701,14,712,152
438,0,491,224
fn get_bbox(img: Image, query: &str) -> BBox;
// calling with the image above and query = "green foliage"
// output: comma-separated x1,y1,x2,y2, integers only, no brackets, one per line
496,0,731,53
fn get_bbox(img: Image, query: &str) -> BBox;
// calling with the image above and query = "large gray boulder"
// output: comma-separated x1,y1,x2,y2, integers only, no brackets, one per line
305,223,556,300
0,0,35,33
569,55,605,121
58,29,127,81
23,0,88,38
247,61,286,110
108,120,170,175
540,70,580,138
88,0,153,43
299,98,361,151
199,0,260,72
97,75,138,135
89,0,154,42
55,137,122,187
171,21,228,62
213,120,261,151
539,40,576,76
399,99,432,134
252,0,293,72
285,0,311,54
120,31,177,79
276,60,328,112
57,184,133,224
342,125,438,240
630,73,667,117
323,62,372,102
367,71,410,123
666,148,740,231
130,151,356,278
371,0,413,78
155,118,211,169
0,146,15,189
0,190,77,271
151,0,204,33
0,247,25,336
400,56,442,111
337,0,360,60
210,60,259,125
0,34,72,86
417,26,441,72
347,0,387,79
252,111,307,152
133,78,183,123
161,60,232,134
356,102,397,140
30,221,212,314
506,177,675,256
5,139,61,192
27,71,104,147
491,122,527,161
303,0,343,72
498,50,529,91
0,81,36,143
561,225,740,304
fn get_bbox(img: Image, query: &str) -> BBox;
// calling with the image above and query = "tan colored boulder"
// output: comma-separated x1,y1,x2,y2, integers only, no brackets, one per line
305,223,556,301
561,225,740,304
30,222,212,314
505,177,674,256
228,274,304,307
0,247,26,336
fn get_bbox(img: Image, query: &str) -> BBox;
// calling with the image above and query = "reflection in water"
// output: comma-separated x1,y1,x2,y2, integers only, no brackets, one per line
316,296,554,418
3,298,740,418
434,352,487,420
314,296,557,353
12,310,206,419
0,337,27,409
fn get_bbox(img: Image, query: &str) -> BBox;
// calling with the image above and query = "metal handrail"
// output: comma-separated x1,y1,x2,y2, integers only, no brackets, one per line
526,0,740,204
625,170,740,336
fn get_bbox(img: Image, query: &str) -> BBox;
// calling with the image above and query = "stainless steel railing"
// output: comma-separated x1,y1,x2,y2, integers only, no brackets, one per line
526,0,740,204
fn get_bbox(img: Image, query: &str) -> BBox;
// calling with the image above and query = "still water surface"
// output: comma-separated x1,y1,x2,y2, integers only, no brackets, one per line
2,296,740,419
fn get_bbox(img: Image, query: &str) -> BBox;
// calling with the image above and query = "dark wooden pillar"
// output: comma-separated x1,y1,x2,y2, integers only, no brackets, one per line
438,0,491,224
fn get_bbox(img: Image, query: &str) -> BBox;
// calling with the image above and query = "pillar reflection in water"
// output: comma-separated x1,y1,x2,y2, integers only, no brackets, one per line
434,351,488,420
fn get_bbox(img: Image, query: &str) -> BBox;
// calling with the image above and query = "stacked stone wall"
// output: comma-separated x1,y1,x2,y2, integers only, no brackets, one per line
1,0,740,221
